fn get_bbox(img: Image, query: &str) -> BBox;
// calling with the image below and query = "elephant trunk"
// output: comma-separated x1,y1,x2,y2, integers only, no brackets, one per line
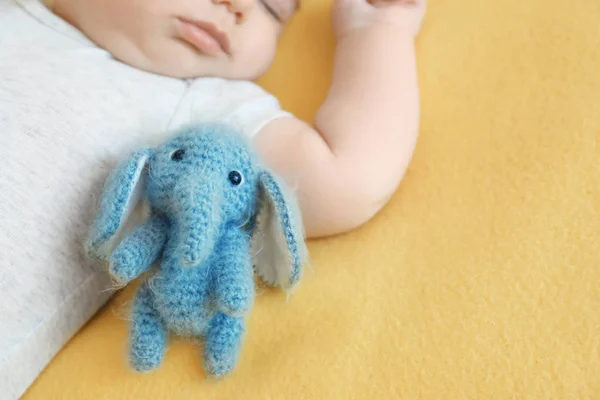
173,174,222,267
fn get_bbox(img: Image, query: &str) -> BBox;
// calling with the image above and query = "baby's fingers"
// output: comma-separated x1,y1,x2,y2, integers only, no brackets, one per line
332,0,426,38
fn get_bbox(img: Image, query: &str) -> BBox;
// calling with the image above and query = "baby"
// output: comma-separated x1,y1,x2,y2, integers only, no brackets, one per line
17,0,424,238
2,0,425,243
0,0,424,392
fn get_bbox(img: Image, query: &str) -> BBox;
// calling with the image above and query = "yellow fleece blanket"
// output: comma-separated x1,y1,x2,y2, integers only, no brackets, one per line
23,0,600,398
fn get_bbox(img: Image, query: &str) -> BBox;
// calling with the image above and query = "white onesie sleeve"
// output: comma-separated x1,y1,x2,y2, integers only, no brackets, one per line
167,77,293,139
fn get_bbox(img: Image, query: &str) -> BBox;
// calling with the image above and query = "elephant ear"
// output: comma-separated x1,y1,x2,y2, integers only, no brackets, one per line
251,172,309,291
85,148,152,261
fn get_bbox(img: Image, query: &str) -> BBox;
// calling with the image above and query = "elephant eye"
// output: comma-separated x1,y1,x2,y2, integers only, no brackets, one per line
170,149,185,161
228,171,243,186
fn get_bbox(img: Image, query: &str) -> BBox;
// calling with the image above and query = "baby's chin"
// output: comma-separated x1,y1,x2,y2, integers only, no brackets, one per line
108,39,272,80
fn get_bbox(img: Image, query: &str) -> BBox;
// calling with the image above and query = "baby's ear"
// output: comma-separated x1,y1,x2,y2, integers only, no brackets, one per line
85,148,152,261
250,171,309,291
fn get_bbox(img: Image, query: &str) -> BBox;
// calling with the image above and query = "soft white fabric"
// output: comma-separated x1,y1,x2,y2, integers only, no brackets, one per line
0,0,290,398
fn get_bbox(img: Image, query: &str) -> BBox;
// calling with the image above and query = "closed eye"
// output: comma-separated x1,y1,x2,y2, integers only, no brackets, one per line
259,0,281,22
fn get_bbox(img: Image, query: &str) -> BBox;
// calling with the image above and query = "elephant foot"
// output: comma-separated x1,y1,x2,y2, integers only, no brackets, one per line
129,283,168,372
203,312,245,377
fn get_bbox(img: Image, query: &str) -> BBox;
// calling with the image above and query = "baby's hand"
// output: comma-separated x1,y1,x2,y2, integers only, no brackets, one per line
332,0,426,39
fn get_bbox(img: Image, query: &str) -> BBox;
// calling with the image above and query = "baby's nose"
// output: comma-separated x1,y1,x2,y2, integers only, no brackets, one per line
212,0,254,23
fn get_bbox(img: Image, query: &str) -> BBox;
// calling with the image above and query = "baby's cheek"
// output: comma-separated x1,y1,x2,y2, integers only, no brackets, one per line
235,35,279,79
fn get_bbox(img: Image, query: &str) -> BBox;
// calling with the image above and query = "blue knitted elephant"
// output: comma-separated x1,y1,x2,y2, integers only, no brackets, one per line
85,123,308,377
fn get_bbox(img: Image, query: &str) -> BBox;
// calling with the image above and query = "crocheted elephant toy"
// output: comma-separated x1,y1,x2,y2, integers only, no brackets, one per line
85,123,308,377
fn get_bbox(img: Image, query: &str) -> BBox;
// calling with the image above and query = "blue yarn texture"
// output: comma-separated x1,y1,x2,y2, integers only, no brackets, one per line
85,123,307,377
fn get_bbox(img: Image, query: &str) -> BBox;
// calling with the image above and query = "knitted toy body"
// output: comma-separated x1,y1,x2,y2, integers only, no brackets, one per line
121,218,252,375
85,123,307,377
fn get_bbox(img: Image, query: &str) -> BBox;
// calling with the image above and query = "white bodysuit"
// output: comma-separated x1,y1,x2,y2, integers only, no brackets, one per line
0,0,290,397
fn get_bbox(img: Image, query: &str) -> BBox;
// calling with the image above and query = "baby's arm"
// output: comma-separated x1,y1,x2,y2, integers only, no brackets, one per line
256,0,426,238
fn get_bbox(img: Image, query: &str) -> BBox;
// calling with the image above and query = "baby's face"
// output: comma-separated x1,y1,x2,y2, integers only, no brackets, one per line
59,0,298,79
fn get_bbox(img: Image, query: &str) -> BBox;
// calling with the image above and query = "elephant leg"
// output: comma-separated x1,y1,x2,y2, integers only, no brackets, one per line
129,282,168,372
203,312,245,377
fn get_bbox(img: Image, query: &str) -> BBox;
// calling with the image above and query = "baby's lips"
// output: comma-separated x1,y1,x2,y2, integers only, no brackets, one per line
177,19,223,57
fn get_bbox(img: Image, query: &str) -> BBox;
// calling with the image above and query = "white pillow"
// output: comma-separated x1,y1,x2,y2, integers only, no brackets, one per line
0,267,112,399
